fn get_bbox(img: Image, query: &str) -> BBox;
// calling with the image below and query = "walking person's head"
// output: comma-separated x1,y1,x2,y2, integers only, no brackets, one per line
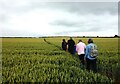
63,39,65,42
70,37,72,40
78,39,82,43
88,38,93,44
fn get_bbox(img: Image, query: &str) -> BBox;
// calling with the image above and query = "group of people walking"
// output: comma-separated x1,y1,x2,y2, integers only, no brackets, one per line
62,37,98,73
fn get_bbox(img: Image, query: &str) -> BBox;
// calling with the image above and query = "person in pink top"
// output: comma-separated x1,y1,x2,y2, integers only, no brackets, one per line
76,40,86,66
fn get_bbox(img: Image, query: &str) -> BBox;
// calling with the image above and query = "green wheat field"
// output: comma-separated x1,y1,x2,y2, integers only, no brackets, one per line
2,37,120,83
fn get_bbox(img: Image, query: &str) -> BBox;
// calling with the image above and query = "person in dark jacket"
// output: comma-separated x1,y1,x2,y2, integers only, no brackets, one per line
62,39,67,51
67,37,75,54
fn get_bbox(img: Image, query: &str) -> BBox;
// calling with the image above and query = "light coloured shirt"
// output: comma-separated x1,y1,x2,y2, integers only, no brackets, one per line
76,42,86,55
85,43,96,60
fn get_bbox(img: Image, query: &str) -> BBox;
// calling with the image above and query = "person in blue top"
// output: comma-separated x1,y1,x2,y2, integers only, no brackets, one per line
84,38,97,73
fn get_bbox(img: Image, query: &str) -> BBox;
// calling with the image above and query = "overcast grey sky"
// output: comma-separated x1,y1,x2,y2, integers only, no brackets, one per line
0,0,118,37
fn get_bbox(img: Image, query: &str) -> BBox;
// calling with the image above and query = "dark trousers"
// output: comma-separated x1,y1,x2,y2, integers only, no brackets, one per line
86,58,97,73
78,54,85,65
68,48,74,55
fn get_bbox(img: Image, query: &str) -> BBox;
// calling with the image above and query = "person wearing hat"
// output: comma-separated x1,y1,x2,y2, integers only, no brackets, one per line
84,38,98,73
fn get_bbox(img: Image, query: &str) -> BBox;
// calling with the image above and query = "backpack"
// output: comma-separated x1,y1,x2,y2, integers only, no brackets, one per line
90,44,98,58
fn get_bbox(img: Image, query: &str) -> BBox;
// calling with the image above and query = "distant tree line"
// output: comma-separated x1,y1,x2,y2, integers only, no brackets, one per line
1,35,119,38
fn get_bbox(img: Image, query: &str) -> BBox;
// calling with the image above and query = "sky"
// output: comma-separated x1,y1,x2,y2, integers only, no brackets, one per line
0,0,119,37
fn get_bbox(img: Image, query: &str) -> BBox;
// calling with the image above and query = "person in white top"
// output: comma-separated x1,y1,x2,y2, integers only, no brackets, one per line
76,40,86,66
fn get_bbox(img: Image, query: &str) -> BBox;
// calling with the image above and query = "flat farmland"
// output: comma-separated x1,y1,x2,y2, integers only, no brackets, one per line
2,37,120,83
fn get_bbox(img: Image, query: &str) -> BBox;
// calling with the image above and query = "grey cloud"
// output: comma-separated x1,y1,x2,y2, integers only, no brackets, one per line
54,27,102,35
0,1,117,37
0,1,117,18
50,20,103,32
2,2,117,15
51,20,103,35
50,20,80,27
45,2,118,15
